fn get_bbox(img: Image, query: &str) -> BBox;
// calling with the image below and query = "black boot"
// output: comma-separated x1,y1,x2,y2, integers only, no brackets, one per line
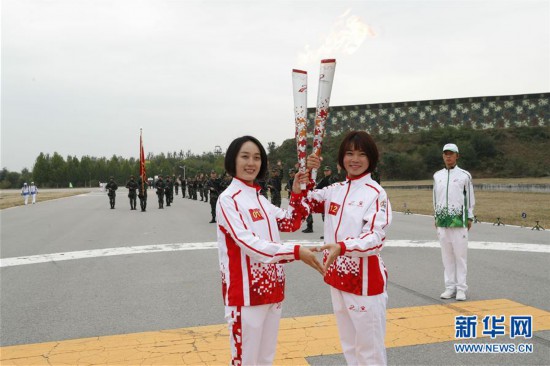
302,227,313,233
209,217,216,223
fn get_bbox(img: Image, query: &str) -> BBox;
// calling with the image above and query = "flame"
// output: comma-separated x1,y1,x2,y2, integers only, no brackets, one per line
298,9,375,64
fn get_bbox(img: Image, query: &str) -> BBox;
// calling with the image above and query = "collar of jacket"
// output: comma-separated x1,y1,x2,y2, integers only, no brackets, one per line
445,165,458,170
232,177,262,192
346,171,371,182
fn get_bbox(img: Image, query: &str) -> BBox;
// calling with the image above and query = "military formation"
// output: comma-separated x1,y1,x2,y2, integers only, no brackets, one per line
105,171,230,222
104,162,347,223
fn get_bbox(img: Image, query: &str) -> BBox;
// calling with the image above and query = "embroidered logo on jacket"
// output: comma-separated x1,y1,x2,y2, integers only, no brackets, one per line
347,200,364,207
328,202,341,216
249,208,264,222
348,305,368,312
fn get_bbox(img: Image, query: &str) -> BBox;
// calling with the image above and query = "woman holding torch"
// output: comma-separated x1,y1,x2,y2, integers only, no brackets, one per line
306,130,393,366
216,135,324,365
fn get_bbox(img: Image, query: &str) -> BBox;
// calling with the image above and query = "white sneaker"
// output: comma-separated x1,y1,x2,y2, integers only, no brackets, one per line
456,290,467,301
440,289,456,299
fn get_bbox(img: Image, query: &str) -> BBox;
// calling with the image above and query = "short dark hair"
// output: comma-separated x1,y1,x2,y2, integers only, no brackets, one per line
224,136,268,180
337,131,379,175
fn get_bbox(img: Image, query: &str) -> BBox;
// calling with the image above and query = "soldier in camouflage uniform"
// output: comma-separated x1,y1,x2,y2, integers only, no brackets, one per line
198,174,205,201
137,175,147,212
206,170,223,223
155,175,166,209
125,175,138,210
267,168,282,208
106,177,118,209
165,176,174,206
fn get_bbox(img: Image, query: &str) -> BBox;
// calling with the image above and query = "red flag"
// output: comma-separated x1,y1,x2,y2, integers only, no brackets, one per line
140,129,146,190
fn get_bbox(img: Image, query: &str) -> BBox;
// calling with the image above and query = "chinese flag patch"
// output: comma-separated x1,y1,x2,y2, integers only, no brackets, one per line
249,208,264,222
328,202,341,216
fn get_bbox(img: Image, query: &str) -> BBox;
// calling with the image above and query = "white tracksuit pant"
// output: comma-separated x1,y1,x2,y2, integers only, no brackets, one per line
437,227,468,292
225,303,282,365
331,287,388,366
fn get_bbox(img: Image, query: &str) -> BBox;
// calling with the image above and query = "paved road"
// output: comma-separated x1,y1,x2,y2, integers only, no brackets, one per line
1,190,549,365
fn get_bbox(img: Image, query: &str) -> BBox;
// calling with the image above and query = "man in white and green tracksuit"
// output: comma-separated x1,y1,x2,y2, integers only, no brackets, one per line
433,143,475,301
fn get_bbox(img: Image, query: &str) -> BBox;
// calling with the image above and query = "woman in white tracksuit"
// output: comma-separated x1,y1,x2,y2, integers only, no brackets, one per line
216,135,324,365
307,131,393,366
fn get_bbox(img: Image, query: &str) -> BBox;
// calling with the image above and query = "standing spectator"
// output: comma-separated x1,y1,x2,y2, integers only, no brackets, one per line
433,143,475,301
174,176,180,196
306,131,393,365
29,182,38,204
216,135,323,365
180,176,187,198
21,182,30,205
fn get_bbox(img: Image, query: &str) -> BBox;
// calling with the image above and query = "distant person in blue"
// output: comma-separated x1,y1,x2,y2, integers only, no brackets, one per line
30,182,38,204
21,182,30,205
433,143,475,301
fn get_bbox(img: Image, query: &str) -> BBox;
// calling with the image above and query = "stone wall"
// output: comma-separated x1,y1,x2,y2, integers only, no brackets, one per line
306,93,549,136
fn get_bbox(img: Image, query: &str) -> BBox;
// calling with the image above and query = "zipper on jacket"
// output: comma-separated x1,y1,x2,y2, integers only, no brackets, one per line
334,180,352,244
463,184,467,227
257,192,274,241
446,169,450,209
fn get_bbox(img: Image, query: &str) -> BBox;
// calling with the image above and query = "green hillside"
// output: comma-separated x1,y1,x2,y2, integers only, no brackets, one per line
268,126,550,181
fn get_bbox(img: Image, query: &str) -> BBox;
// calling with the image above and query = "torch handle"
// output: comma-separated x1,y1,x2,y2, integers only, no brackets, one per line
292,69,308,191
311,59,336,181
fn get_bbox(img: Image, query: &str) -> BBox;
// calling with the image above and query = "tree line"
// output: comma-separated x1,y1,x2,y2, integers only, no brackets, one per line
0,151,226,189
1,126,548,189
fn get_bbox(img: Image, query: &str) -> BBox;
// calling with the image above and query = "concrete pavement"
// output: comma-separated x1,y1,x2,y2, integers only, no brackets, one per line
1,190,549,365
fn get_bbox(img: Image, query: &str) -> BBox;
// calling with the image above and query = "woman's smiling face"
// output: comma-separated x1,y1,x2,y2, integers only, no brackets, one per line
343,148,369,179
235,141,262,184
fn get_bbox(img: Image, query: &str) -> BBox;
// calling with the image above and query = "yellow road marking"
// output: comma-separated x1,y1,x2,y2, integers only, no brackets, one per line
1,299,549,365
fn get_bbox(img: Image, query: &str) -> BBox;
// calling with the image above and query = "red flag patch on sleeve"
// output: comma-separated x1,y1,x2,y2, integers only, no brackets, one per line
249,208,264,222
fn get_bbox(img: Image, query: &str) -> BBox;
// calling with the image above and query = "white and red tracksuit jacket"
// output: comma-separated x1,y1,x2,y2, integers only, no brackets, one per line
306,172,392,296
216,177,309,306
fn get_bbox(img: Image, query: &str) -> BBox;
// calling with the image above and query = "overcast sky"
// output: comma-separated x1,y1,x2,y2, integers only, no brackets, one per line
2,0,549,171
